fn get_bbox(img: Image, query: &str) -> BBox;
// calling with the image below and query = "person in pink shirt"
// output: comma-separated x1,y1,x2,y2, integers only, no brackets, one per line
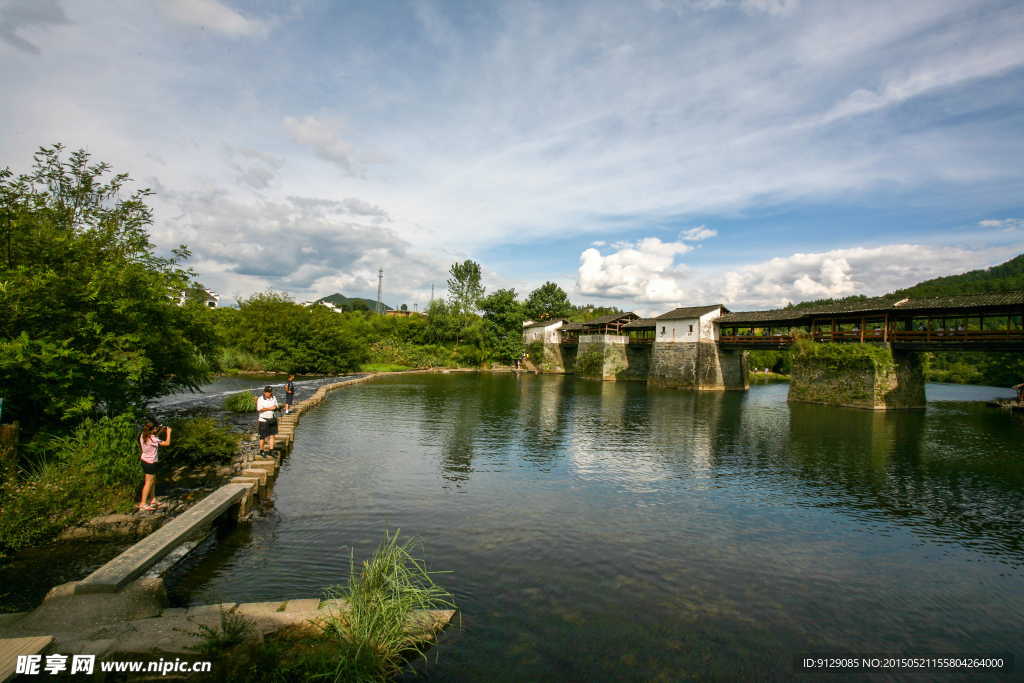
139,421,171,511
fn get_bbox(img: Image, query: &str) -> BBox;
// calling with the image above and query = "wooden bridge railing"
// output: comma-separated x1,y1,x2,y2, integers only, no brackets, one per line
718,329,1024,345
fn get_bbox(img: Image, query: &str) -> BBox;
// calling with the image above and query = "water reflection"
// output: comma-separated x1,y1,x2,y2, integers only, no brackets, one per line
169,374,1024,680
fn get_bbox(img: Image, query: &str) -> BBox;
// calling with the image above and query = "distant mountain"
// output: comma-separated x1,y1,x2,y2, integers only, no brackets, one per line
781,253,1024,310
316,293,393,312
893,253,1024,297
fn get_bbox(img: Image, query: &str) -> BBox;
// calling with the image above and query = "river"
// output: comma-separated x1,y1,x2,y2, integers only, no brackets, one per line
150,373,1021,680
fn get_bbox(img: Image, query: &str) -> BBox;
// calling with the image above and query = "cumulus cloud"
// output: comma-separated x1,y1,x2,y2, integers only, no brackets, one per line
284,196,390,223
717,245,1017,309
680,226,717,241
0,0,70,55
577,237,694,303
155,186,439,304
157,0,268,39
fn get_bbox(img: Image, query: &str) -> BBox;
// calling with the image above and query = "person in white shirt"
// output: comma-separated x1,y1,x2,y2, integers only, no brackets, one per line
255,386,282,454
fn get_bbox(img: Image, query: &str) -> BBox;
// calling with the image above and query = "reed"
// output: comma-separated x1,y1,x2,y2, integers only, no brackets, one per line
319,529,456,682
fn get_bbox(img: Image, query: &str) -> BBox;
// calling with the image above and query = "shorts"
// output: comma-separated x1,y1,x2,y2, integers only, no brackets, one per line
258,420,278,439
285,394,294,406
140,459,159,476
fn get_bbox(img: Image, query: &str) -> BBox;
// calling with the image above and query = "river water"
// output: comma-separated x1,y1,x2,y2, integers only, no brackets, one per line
69,375,1024,678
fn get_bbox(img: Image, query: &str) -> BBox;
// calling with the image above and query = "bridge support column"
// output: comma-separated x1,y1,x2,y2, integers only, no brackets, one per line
788,343,925,409
539,342,567,373
576,335,629,380
649,341,748,390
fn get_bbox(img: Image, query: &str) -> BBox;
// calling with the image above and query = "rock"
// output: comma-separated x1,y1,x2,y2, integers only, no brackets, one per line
15,579,168,633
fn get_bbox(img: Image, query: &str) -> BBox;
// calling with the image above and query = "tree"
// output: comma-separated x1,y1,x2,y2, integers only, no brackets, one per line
424,298,459,343
400,303,408,312
446,260,485,316
0,145,219,431
481,288,524,362
524,281,572,321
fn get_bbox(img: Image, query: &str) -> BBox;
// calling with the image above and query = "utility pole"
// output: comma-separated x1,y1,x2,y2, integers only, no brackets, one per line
430,283,434,302
376,268,384,314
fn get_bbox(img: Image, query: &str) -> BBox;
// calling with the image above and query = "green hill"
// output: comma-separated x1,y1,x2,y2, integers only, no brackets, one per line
317,293,393,312
893,253,1024,297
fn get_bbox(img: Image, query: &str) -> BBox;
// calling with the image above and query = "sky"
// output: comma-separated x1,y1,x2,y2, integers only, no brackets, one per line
1,0,1022,315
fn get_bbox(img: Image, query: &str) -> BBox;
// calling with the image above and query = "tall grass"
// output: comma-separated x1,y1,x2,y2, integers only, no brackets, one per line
220,347,268,372
320,530,456,682
223,391,258,413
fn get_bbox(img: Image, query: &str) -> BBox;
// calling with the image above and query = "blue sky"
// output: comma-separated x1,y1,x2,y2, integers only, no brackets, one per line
1,0,1022,314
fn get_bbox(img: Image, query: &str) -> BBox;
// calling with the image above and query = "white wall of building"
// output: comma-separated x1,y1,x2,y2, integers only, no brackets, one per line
655,309,722,342
523,320,564,344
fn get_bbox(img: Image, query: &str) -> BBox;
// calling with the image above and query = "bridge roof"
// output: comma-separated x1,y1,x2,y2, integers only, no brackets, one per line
622,318,659,329
561,323,584,332
523,318,567,329
718,290,1024,325
655,304,729,320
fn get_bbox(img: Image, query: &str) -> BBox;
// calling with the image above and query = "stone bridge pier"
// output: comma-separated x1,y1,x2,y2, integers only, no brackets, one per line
788,344,926,410
648,341,749,390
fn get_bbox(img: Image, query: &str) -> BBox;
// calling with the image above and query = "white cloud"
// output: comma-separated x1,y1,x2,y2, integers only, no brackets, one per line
156,0,267,39
716,245,1018,309
977,218,1023,232
0,0,70,55
648,0,798,17
680,226,717,241
577,237,693,303
153,185,444,305
282,115,383,176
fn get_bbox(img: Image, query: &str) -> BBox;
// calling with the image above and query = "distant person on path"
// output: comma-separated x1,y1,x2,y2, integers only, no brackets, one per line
256,386,282,454
285,374,296,414
139,422,170,511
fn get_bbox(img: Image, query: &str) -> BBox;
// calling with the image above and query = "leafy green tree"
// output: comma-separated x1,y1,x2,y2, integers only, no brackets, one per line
523,281,572,321
0,145,219,432
424,298,459,343
446,260,485,316
481,288,524,362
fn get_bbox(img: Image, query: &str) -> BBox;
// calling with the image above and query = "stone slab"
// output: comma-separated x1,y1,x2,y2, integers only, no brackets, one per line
75,485,248,594
239,469,267,484
185,603,236,617
248,461,276,473
159,608,187,618
230,477,259,493
283,599,320,613
236,601,287,615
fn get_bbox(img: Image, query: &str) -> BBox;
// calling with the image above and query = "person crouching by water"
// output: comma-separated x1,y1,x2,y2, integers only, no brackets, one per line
256,385,282,455
139,422,170,511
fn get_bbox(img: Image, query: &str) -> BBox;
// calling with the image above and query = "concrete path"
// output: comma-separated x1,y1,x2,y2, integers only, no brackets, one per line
75,484,249,594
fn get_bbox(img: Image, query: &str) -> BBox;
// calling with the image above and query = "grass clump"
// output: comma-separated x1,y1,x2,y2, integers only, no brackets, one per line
223,391,258,413
360,363,410,373
321,530,456,682
575,348,606,378
178,606,256,654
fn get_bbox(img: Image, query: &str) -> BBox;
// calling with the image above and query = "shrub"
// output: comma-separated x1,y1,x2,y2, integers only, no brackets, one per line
160,417,238,467
575,349,606,378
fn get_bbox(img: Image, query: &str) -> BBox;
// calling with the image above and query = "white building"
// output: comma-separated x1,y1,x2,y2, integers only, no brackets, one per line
522,318,567,344
653,305,729,342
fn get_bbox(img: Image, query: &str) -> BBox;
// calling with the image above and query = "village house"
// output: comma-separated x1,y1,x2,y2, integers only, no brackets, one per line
653,305,730,342
522,318,567,344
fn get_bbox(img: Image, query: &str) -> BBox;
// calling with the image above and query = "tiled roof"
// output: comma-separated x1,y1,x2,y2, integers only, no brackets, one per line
522,318,566,329
655,305,727,320
622,318,658,329
561,323,584,331
886,291,1024,311
718,309,811,324
581,312,638,326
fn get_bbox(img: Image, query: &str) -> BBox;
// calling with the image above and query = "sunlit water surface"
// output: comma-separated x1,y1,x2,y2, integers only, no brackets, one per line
165,374,1022,680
